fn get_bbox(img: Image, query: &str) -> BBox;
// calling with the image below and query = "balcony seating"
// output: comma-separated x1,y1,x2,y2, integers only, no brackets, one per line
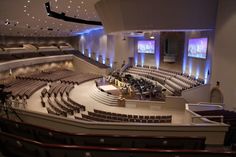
196,109,236,146
68,50,110,69
0,117,205,149
0,131,234,157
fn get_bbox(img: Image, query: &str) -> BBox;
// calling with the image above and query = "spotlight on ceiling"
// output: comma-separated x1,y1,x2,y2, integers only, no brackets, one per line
150,36,155,39
5,21,10,25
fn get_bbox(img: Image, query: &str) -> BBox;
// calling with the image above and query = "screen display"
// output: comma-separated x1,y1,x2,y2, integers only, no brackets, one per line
188,38,208,59
138,40,155,54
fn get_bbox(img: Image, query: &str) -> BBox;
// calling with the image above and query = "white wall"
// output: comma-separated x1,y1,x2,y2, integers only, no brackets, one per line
78,30,134,69
212,0,236,109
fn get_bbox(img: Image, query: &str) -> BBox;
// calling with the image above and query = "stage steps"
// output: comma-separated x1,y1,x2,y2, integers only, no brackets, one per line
89,84,118,106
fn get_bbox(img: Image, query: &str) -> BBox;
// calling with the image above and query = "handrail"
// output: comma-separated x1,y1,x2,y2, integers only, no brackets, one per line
191,115,224,124
120,63,130,73
0,131,235,155
0,117,205,139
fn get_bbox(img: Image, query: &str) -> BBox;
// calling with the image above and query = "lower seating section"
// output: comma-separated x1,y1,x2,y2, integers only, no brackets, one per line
0,118,235,157
41,82,85,117
39,72,100,117
196,109,236,145
126,66,203,96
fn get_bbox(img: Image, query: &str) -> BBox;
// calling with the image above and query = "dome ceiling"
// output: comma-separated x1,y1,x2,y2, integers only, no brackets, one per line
0,0,102,37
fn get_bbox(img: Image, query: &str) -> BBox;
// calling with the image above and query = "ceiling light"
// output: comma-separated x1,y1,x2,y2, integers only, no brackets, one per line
24,5,27,8
5,21,9,25
27,13,30,16
68,6,71,9
27,0,30,3
150,36,155,39
56,6,58,9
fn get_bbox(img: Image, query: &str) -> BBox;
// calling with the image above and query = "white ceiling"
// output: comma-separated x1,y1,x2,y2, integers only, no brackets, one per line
0,0,102,37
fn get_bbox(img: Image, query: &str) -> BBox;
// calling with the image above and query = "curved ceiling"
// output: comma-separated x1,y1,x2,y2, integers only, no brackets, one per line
96,0,218,33
0,0,102,37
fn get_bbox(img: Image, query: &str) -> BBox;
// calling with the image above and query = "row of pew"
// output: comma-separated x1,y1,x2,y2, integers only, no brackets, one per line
0,117,235,157
16,69,75,82
81,109,172,123
3,79,46,99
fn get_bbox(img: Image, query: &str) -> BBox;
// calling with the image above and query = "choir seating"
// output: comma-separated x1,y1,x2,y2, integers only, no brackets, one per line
126,66,204,96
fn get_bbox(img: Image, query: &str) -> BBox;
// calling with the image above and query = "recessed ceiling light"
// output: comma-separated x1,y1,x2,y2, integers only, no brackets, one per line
24,5,27,8
81,1,84,4
70,0,72,3
24,10,26,12
32,16,35,19
55,0,57,2
27,13,30,16
56,6,58,9
68,6,71,9
27,0,30,3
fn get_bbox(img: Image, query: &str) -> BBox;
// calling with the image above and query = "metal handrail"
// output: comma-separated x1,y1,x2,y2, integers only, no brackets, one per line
191,115,224,124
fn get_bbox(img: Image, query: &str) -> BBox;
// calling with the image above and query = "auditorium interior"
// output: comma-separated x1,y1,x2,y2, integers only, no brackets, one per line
0,0,236,156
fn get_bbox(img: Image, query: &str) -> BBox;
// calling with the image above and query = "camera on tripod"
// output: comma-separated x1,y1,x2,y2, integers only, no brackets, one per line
0,84,12,105
0,84,22,121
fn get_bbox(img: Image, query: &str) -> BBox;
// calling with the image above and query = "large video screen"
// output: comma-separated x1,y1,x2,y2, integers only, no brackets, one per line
188,38,208,59
137,40,155,54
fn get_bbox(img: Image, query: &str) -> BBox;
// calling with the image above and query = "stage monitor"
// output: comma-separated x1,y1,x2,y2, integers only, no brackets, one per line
187,38,208,59
137,40,155,54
